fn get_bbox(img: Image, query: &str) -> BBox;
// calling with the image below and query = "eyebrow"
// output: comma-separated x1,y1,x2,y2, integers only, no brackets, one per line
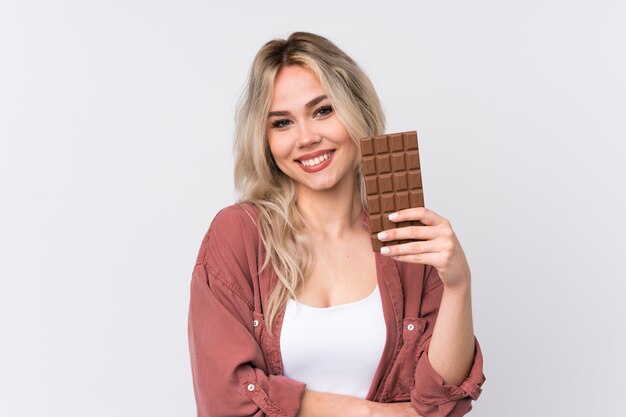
267,94,329,118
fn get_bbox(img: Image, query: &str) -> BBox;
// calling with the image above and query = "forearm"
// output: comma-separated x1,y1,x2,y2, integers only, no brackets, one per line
297,390,422,417
426,281,476,386
296,390,370,417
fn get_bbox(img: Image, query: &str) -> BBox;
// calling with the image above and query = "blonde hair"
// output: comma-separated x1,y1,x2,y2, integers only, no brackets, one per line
233,32,385,334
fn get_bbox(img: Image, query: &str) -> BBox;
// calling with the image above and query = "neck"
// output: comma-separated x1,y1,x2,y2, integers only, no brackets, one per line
295,174,364,241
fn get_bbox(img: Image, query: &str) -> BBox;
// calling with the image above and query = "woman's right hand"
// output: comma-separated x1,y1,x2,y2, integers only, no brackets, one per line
367,401,423,417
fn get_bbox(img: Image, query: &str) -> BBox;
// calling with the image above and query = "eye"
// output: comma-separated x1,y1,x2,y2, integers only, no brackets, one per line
271,119,292,129
315,105,333,117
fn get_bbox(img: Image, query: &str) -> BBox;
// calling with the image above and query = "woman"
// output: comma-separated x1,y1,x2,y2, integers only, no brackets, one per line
188,32,485,417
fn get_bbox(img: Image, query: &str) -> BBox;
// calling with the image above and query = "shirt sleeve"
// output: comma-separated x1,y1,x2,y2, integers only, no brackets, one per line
188,206,306,417
410,265,486,417
189,263,306,417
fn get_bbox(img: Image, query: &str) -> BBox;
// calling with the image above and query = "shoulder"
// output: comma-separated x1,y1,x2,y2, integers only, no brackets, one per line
209,201,259,239
195,201,261,269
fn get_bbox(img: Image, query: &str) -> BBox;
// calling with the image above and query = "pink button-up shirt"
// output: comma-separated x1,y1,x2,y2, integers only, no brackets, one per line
188,202,486,417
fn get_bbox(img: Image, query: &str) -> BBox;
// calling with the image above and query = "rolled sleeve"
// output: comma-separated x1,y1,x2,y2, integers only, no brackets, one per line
411,336,485,416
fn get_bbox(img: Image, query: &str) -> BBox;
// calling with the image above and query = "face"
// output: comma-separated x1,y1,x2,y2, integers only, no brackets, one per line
266,65,357,194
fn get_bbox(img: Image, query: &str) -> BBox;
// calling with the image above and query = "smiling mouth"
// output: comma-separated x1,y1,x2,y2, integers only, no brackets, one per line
296,150,336,167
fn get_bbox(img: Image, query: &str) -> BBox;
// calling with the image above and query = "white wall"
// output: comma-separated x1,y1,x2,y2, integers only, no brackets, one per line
1,1,625,416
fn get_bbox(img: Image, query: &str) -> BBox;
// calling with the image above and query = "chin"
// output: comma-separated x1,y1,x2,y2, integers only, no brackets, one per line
306,179,341,191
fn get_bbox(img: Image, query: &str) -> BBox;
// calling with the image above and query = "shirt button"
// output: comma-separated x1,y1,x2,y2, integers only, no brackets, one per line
253,320,259,327
407,324,415,331
247,383,255,391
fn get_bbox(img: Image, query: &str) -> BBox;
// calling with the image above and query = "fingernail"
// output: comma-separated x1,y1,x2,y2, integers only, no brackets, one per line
388,212,398,220
377,231,388,240
380,247,390,255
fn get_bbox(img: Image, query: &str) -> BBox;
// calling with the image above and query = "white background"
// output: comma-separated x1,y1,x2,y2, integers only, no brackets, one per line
1,1,625,416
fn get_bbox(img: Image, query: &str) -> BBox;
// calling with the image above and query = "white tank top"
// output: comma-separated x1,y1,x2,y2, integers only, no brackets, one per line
280,284,387,398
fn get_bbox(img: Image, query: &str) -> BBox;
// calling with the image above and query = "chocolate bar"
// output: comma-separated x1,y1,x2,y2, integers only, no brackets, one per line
360,131,425,252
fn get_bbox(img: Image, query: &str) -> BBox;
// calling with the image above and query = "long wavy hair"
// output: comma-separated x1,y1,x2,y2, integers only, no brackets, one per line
233,32,385,334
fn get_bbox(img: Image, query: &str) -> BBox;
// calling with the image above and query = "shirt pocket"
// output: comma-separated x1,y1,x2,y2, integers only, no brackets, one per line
382,317,428,401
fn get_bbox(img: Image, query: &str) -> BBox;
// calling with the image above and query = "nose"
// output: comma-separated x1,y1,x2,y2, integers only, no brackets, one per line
296,121,322,148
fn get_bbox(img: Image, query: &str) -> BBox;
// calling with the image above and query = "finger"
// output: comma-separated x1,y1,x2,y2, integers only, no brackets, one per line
377,224,439,242
391,252,443,266
388,207,448,227
379,239,442,257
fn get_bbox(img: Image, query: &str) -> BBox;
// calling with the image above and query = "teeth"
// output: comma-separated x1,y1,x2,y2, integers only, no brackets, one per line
301,152,332,167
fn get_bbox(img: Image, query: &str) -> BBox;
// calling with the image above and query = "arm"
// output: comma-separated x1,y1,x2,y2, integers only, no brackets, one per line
410,268,485,417
188,263,306,417
188,206,308,416
376,207,486,416
427,281,475,387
